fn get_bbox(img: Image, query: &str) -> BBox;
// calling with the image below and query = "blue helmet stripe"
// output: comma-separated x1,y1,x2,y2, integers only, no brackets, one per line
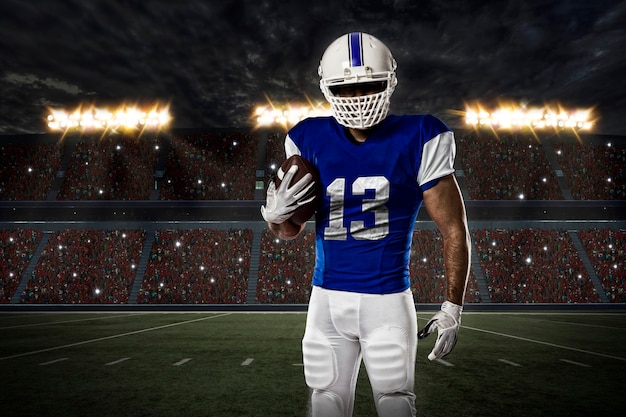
349,32,363,67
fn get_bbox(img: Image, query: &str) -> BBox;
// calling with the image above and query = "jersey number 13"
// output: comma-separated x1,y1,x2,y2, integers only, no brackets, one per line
324,176,389,241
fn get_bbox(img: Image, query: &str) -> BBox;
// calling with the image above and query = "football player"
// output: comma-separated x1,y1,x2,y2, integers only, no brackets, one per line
261,32,470,417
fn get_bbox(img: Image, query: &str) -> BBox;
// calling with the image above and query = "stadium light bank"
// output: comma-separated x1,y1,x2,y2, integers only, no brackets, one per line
464,104,594,131
46,104,171,133
253,102,331,129
254,100,595,133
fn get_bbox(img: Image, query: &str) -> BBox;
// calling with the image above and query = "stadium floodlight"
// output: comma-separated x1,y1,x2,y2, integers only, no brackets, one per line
47,103,171,133
464,103,594,131
253,99,331,128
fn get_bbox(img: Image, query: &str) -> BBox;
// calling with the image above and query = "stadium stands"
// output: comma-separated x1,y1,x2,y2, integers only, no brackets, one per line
578,228,626,302
159,132,258,200
1,130,624,203
21,229,145,303
263,132,286,185
138,228,252,304
457,134,563,200
554,142,626,200
257,228,315,303
472,228,600,303
0,129,624,306
0,229,42,303
0,225,622,305
0,142,63,200
57,135,161,200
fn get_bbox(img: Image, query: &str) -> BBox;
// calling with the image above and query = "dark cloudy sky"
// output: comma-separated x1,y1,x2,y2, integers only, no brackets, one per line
1,0,625,136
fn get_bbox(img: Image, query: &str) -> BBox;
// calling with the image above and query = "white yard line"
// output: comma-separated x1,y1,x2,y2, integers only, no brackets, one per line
0,313,151,330
0,313,232,361
173,358,193,366
560,359,591,367
241,358,254,366
462,324,626,362
39,357,69,366
491,314,626,331
106,357,131,366
498,358,522,367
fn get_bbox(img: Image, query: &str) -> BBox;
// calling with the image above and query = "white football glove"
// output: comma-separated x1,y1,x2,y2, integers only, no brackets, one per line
260,165,316,224
418,301,462,361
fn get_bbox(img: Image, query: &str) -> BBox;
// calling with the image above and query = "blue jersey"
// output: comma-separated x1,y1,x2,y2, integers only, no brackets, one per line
285,114,456,294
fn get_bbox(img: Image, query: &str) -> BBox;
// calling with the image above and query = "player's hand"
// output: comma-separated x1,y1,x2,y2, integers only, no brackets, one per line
261,165,316,224
418,301,462,361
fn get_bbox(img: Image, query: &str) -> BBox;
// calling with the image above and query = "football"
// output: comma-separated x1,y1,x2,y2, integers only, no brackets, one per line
274,155,321,225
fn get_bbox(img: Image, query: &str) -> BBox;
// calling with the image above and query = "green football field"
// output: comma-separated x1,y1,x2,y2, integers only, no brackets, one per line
1,310,625,417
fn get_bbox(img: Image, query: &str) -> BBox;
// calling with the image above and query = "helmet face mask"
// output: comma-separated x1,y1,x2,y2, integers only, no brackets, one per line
319,32,397,129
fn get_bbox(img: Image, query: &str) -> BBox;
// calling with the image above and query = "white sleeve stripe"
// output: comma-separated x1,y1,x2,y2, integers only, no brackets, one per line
284,135,301,158
417,131,456,187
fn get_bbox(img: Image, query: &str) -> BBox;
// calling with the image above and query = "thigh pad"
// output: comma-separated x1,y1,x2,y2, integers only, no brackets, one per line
302,327,337,389
364,326,410,393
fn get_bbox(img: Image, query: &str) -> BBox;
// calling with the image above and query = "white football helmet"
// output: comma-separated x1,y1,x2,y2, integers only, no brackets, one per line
318,32,397,129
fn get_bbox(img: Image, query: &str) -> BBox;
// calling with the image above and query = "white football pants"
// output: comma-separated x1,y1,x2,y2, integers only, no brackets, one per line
302,286,417,417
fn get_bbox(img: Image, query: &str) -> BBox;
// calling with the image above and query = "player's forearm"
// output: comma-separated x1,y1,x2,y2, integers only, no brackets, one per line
423,175,471,306
443,227,470,306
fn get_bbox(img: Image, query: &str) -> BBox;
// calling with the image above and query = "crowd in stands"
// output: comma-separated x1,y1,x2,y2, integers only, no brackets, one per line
263,132,287,185
21,229,145,303
0,143,63,200
257,228,315,303
0,130,623,305
472,228,600,303
256,227,484,304
2,226,623,304
578,228,626,302
456,134,563,200
58,135,161,200
554,141,626,200
0,229,42,303
159,132,258,200
138,228,252,304
1,132,624,202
